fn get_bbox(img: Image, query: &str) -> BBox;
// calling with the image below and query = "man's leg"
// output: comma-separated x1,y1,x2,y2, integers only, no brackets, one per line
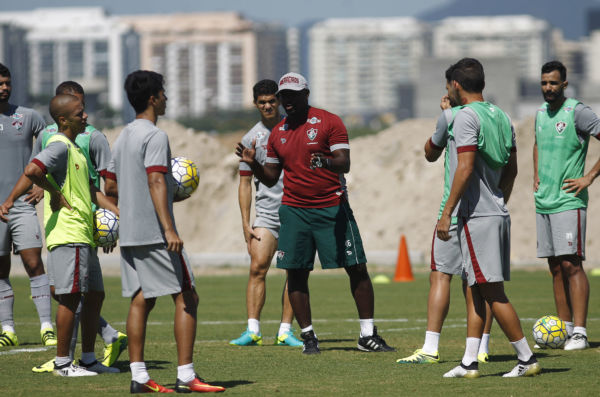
276,277,302,346
287,268,320,354
478,300,494,362
0,255,17,346
128,289,156,386
559,255,590,350
548,257,572,326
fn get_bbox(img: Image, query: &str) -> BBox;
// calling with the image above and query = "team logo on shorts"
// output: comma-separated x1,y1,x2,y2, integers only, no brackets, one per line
306,128,318,141
277,250,285,260
555,121,567,134
346,250,353,256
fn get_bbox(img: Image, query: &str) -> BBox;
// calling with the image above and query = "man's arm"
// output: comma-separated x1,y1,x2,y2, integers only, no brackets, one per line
238,175,259,250
424,139,443,163
104,178,118,202
499,151,518,203
147,171,182,253
562,156,600,196
236,140,282,187
437,151,475,241
90,185,119,216
533,141,540,192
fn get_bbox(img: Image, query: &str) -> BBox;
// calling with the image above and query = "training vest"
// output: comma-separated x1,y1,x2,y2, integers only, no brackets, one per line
43,134,94,250
534,98,588,213
438,107,459,225
463,102,513,170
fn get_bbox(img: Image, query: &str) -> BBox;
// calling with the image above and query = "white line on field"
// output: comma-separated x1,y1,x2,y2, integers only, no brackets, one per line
0,346,52,356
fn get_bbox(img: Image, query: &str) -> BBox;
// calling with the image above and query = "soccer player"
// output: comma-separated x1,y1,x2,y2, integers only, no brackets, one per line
31,81,127,373
397,66,494,365
104,70,224,393
534,61,600,350
437,58,540,378
0,94,119,376
0,63,56,348
230,79,302,347
236,72,394,354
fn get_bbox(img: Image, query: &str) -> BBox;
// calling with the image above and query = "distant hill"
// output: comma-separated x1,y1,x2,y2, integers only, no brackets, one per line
419,0,600,39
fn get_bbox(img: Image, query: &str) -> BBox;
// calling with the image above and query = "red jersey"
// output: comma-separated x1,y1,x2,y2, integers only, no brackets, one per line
266,107,349,208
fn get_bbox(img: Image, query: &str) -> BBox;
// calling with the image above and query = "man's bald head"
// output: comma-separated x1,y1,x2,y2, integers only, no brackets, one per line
49,94,80,125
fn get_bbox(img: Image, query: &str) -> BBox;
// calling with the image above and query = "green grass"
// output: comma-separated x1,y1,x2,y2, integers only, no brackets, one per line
1,269,599,396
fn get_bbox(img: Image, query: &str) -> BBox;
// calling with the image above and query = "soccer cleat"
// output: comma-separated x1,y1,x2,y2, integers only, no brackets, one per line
396,349,439,364
130,379,174,393
300,330,320,354
229,329,262,346
357,327,395,352
80,359,120,374
443,364,480,378
477,352,489,363
0,330,18,347
275,330,303,347
502,361,541,377
53,363,98,377
174,374,225,393
563,333,589,351
32,358,56,373
41,328,57,346
102,331,128,367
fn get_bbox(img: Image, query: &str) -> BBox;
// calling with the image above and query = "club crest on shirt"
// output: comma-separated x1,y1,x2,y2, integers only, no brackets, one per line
564,106,573,112
279,124,289,131
306,128,318,141
555,121,567,134
255,131,266,141
11,120,23,131
280,138,286,144
307,117,321,125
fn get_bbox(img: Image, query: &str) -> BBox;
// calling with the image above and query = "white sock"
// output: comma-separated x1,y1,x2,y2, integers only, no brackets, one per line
278,322,292,337
247,318,260,335
177,363,195,383
573,326,587,337
565,321,574,337
80,351,96,365
55,356,72,368
301,325,314,336
461,337,480,367
422,331,440,354
0,278,15,331
30,274,52,327
510,337,533,362
130,362,150,384
359,318,374,337
98,316,120,344
478,333,490,354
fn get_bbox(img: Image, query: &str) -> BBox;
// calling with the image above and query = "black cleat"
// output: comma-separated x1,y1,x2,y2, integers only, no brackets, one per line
357,326,396,352
300,330,320,354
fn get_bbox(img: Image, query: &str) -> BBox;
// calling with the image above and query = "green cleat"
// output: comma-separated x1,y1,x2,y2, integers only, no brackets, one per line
477,352,489,363
275,331,303,347
229,329,262,346
0,330,18,347
41,328,57,346
32,358,55,373
101,332,128,367
396,349,439,364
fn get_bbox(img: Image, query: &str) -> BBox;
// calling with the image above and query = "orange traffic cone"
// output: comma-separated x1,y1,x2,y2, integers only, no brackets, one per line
394,235,414,282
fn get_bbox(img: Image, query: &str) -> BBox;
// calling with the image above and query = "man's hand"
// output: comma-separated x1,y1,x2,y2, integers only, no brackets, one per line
49,192,72,212
164,229,183,254
440,95,451,110
310,152,328,170
562,175,593,197
0,200,14,223
236,139,257,166
102,243,117,254
25,185,44,205
533,175,540,192
436,213,452,241
243,224,261,253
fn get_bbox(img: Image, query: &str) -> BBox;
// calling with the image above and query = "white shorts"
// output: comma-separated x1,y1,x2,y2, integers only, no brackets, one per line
536,208,586,260
431,224,463,276
0,210,43,255
48,244,104,295
253,216,280,239
458,216,511,287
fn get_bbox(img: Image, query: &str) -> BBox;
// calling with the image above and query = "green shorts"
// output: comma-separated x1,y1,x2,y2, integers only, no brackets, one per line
276,202,367,270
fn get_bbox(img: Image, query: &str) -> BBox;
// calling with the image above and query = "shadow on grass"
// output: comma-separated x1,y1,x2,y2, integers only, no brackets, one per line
589,341,600,348
319,338,354,343
487,353,552,363
487,367,569,377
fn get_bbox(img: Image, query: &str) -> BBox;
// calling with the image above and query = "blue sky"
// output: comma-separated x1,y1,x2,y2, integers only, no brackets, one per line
2,0,450,26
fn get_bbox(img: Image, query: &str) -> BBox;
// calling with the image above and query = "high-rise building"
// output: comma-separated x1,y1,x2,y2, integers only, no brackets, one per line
0,23,28,105
0,7,139,120
308,18,427,117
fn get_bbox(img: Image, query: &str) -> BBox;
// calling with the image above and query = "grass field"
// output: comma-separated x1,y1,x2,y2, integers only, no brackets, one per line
0,269,599,396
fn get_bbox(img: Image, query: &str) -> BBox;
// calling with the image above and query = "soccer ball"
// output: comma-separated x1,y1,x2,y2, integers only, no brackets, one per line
171,157,199,200
532,315,567,349
93,208,119,247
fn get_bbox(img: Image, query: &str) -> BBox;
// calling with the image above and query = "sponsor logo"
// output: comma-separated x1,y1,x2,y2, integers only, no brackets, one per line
306,128,318,141
0,124,3,133
555,121,566,134
280,76,299,85
277,250,285,260
345,240,352,248
280,138,286,144
346,250,353,256
75,163,79,170
11,112,23,120
307,117,321,124
564,106,573,112
279,124,289,131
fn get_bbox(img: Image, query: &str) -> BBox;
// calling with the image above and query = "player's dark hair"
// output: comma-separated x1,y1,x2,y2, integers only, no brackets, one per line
450,58,485,93
0,63,11,78
445,64,456,83
56,81,84,95
124,70,164,114
541,60,567,81
253,79,278,101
